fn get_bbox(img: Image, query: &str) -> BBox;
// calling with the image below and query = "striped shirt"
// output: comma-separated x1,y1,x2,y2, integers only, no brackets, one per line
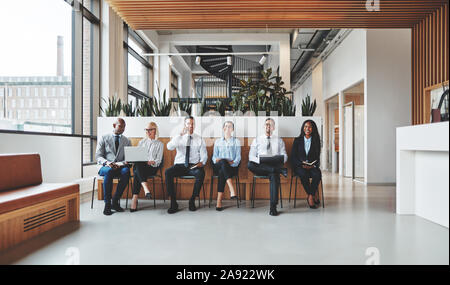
137,137,164,168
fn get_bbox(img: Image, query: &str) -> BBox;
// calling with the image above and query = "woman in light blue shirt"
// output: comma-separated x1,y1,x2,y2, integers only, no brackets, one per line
212,121,241,211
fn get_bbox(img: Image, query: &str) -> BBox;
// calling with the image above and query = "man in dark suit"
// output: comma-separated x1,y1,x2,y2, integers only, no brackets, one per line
95,118,132,215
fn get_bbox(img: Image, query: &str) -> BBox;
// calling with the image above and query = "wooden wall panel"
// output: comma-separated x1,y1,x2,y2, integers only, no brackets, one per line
412,4,449,125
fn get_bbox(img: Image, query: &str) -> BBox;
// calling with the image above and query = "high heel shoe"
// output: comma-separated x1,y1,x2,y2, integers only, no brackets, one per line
130,200,138,212
145,192,152,200
306,195,318,209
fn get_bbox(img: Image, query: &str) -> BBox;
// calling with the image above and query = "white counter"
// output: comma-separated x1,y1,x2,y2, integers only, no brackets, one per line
396,122,449,227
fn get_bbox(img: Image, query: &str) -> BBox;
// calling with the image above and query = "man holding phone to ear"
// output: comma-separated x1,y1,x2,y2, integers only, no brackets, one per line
165,116,208,214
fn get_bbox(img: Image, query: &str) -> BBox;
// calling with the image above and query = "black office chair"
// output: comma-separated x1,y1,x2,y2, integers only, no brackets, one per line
175,175,207,208
125,157,166,209
289,174,325,208
209,161,241,208
91,172,132,209
250,174,283,209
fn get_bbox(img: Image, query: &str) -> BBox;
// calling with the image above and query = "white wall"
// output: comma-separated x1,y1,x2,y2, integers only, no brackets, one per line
365,29,411,184
322,29,367,101
293,75,312,114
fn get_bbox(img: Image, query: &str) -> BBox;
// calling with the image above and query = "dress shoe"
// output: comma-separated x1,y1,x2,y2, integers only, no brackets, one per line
230,196,238,200
145,192,152,200
188,198,197,211
103,203,112,216
279,168,288,178
269,207,279,216
112,201,124,212
216,207,224,211
167,201,179,214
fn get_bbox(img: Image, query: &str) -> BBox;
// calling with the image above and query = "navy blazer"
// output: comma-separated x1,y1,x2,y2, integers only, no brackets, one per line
290,136,321,169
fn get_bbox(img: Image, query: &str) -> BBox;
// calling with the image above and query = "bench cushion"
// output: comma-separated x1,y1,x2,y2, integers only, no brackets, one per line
0,183,79,215
0,153,43,192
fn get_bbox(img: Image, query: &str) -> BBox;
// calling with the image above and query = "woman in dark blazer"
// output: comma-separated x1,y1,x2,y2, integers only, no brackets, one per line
291,120,322,209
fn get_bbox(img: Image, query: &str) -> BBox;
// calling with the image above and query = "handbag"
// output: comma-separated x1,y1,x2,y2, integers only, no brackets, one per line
431,86,449,123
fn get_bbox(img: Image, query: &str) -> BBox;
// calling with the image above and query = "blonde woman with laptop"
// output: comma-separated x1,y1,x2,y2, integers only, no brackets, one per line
130,122,164,212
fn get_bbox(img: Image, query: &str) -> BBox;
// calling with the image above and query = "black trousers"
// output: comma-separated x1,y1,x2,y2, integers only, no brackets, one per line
294,166,322,196
165,163,205,200
213,159,238,193
132,162,159,195
247,161,282,206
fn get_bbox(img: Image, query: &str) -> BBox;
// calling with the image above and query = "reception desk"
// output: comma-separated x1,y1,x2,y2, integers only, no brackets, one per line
396,122,449,227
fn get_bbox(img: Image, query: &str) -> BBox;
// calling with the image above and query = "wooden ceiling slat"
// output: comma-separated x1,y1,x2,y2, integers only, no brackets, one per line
105,0,449,30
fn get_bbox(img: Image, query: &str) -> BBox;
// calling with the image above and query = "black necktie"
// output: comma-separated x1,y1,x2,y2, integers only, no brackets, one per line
267,136,272,155
184,135,192,167
114,135,120,154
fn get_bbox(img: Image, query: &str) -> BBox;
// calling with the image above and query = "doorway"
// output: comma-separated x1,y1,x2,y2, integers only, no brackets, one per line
342,81,365,182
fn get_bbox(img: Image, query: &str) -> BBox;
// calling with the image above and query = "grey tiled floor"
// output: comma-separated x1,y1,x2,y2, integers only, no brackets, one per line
0,172,448,265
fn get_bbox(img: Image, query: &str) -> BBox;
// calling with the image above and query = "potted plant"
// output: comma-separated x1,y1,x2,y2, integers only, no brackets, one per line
301,95,317,116
100,96,122,117
153,82,172,116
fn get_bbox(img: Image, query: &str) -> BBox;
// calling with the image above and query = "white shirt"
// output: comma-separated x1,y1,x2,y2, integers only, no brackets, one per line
249,134,288,164
167,133,208,166
137,137,164,168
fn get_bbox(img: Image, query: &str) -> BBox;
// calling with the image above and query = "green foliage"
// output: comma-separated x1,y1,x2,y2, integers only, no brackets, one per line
176,93,193,116
232,67,294,116
282,97,296,116
153,82,172,116
215,100,226,116
301,95,317,116
122,102,137,117
100,96,122,117
137,98,154,117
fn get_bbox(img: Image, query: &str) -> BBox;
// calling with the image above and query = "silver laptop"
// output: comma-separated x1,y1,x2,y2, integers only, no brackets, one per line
124,146,148,162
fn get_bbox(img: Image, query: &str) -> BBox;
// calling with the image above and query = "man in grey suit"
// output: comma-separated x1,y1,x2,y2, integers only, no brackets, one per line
95,118,132,216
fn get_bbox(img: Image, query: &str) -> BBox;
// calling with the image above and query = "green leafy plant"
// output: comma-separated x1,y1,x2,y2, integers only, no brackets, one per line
153,82,172,116
100,96,122,117
215,100,226,116
122,102,137,117
282,97,296,116
137,98,154,117
301,95,317,116
175,93,193,116
232,67,293,116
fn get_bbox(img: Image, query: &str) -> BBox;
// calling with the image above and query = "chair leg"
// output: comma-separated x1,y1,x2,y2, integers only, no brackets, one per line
125,177,131,209
91,176,96,209
209,176,214,208
235,175,240,208
294,176,298,208
152,178,156,208
203,183,206,205
279,182,283,209
160,168,166,203
237,175,242,205
321,179,325,208
289,175,293,203
251,177,256,208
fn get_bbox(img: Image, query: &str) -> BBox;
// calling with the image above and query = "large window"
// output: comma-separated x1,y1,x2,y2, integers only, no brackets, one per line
81,0,100,164
0,0,100,167
0,0,72,133
124,25,153,110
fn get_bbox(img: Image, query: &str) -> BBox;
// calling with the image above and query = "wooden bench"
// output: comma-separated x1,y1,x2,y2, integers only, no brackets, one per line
0,153,79,251
97,137,313,202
